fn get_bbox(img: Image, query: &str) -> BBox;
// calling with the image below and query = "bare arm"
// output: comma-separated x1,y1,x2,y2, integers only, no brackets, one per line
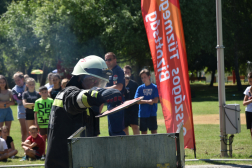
0,101,8,108
22,140,37,149
106,83,123,91
0,101,8,105
10,141,15,150
48,88,52,97
137,100,152,104
22,99,34,109
152,97,159,104
34,112,39,129
6,93,15,106
243,95,252,106
137,97,159,105
0,149,8,154
29,142,38,148
21,140,31,148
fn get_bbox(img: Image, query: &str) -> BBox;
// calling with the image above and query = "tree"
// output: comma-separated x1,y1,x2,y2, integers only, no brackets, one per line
222,0,252,91
180,0,217,86
0,0,46,75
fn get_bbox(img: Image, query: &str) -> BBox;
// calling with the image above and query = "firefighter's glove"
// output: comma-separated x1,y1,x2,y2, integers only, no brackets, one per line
83,87,122,107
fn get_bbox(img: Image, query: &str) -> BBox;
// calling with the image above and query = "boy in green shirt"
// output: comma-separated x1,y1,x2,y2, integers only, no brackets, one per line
34,86,53,160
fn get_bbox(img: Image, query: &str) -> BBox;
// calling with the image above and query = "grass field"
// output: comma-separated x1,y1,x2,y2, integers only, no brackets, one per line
1,83,252,166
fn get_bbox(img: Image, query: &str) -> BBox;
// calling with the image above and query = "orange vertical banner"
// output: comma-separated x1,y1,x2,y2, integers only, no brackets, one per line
141,0,195,150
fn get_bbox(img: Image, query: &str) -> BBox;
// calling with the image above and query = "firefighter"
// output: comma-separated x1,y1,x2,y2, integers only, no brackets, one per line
45,55,122,168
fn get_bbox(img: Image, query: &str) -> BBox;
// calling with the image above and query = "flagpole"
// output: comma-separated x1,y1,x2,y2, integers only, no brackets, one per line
216,0,228,157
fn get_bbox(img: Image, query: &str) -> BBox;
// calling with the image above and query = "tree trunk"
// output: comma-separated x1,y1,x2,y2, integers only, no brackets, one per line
233,31,243,91
39,62,48,86
234,51,243,91
209,69,215,87
232,1,243,92
21,63,26,75
134,61,142,85
27,57,37,75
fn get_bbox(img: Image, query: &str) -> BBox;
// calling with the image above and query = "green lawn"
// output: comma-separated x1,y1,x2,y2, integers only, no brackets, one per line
1,83,252,166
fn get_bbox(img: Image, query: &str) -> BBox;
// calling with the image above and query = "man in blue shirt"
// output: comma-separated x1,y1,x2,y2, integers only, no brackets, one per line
135,69,159,134
105,52,126,136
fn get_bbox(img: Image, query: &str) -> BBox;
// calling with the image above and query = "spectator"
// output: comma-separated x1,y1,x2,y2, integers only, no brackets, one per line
34,86,53,160
135,69,159,134
44,73,54,90
1,126,18,158
24,74,29,82
0,75,15,135
12,72,27,142
48,73,61,99
123,65,140,135
61,78,69,89
22,78,41,133
24,74,30,91
20,125,45,161
0,128,8,161
243,72,252,140
105,52,125,136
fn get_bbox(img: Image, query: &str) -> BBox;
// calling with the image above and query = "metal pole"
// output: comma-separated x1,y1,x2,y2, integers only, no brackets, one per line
216,0,228,157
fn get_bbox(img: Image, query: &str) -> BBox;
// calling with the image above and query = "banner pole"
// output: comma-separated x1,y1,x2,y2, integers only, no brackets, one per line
216,0,228,157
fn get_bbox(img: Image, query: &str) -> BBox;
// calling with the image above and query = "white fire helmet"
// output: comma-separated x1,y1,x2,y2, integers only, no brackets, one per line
71,55,112,88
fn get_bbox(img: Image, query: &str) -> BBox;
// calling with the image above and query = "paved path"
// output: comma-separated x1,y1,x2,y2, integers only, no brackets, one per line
186,165,252,168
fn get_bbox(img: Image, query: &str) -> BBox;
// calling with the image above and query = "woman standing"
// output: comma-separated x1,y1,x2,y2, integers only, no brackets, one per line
48,73,62,100
22,78,41,132
12,72,27,142
0,75,15,135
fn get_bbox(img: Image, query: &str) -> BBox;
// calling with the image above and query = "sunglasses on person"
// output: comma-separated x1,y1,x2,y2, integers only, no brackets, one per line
105,58,113,62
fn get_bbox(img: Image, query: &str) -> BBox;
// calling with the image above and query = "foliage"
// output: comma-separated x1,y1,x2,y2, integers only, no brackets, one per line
180,0,252,89
180,0,217,73
0,0,47,75
0,0,151,80
0,0,252,86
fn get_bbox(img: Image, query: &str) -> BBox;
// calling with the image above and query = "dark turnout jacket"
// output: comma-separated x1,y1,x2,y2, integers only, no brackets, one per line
45,86,99,168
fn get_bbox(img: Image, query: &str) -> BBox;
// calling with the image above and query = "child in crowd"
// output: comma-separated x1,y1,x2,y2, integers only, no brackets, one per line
243,72,252,140
20,125,45,161
22,78,41,133
24,74,29,82
12,72,27,142
0,75,15,135
48,73,61,99
134,69,159,135
44,73,53,90
34,86,53,160
1,126,17,158
0,128,8,161
61,78,69,89
123,65,140,135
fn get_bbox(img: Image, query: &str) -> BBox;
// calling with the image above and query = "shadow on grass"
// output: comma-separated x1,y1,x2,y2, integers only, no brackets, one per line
191,84,248,102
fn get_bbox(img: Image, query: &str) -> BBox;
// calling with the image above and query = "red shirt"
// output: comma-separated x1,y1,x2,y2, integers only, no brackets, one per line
26,134,45,156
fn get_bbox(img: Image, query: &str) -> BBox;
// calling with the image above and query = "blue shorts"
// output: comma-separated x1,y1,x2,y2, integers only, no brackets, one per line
17,105,26,119
0,107,14,122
